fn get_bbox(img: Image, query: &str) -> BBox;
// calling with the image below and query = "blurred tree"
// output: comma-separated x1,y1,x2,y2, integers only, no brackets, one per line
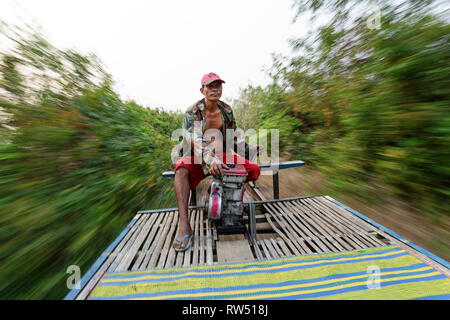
0,23,182,299
233,0,449,218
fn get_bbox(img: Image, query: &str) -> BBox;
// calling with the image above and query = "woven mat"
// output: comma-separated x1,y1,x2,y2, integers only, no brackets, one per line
89,245,450,300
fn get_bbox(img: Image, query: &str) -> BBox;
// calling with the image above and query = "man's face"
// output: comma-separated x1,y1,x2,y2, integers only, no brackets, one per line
200,80,223,101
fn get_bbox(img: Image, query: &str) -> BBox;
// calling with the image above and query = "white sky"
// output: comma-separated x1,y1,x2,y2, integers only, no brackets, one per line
0,0,308,112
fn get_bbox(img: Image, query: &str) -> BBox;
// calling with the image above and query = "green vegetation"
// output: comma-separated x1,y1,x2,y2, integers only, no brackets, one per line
233,1,449,221
0,25,181,299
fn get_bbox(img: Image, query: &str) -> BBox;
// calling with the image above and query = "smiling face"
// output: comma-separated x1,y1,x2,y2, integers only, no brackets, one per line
200,80,223,102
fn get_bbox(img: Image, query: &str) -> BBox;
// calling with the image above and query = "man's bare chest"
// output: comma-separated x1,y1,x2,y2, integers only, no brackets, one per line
204,110,223,132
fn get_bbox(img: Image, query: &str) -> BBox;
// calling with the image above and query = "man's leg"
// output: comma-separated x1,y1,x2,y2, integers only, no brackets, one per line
174,167,192,247
173,156,206,250
243,160,261,182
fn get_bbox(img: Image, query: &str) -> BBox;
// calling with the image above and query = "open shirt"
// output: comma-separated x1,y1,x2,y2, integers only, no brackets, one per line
182,98,250,175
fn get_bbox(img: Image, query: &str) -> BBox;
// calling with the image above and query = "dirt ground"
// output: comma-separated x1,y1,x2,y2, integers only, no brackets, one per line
254,165,450,262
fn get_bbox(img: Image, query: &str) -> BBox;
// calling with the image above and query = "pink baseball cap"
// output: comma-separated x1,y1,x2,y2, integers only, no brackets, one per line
201,72,225,86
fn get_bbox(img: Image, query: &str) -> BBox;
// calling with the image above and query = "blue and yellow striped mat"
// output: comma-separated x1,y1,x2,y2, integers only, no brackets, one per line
89,245,450,300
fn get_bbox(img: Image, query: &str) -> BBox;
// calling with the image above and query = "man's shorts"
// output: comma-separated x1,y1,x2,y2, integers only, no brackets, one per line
174,152,261,190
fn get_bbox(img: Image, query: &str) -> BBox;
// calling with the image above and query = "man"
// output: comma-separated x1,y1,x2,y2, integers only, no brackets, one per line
172,72,261,251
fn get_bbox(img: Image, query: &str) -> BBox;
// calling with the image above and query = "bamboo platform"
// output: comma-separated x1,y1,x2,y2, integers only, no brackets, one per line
124,196,390,270
68,177,449,300
72,194,402,299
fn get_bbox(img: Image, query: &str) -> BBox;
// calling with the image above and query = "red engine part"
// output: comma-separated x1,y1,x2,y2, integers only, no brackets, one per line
223,165,247,176
208,185,222,220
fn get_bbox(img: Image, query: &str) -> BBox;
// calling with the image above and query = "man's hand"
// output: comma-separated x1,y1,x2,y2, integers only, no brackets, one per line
209,158,230,176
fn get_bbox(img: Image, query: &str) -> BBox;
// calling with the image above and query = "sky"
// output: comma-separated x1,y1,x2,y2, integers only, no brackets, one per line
0,0,308,112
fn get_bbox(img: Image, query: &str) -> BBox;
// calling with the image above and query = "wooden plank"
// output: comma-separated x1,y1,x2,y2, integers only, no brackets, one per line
258,239,271,259
277,238,292,257
299,198,365,248
192,209,200,266
256,222,273,231
141,212,171,269
213,223,218,241
183,209,197,267
163,211,180,269
175,251,184,268
275,202,333,253
282,201,338,252
322,196,373,232
206,219,213,265
219,234,246,241
303,204,364,250
289,200,351,251
110,214,148,271
308,197,376,240
264,204,311,254
296,199,367,249
267,202,320,253
131,212,165,270
252,240,264,260
264,213,301,255
109,214,148,272
282,201,344,252
257,233,279,240
115,213,155,271
264,239,279,258
199,209,205,265
308,197,378,247
314,197,385,246
147,212,174,269
304,198,379,248
269,238,284,257
287,200,344,251
157,211,178,269
165,246,176,269
282,201,342,252
216,240,254,263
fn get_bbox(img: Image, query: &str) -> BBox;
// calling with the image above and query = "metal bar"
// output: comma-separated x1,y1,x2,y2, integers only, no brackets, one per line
249,203,257,245
138,206,205,214
272,171,279,200
190,189,197,206
161,160,306,178
258,160,305,171
244,195,314,205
